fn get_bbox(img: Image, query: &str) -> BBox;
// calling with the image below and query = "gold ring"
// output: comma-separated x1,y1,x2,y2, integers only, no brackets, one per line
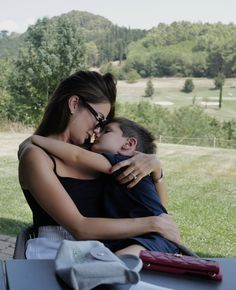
130,172,137,180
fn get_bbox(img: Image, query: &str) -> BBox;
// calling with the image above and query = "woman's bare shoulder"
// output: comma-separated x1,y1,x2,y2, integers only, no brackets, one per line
19,143,53,167
19,144,54,188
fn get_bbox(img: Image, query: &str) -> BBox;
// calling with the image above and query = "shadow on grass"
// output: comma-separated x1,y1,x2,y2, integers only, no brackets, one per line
196,252,225,258
208,87,218,91
0,218,31,236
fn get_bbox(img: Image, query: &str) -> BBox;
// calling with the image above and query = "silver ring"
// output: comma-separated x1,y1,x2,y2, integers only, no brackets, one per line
130,172,137,180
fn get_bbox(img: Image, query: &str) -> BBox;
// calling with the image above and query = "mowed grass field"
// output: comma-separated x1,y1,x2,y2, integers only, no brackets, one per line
0,132,235,257
117,77,236,121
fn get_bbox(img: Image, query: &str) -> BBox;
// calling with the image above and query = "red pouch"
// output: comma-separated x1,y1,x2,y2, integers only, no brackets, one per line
140,250,223,281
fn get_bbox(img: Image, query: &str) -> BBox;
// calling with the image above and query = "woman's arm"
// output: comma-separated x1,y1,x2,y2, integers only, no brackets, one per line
110,151,168,206
154,180,167,207
31,135,111,174
31,136,168,205
151,167,168,207
110,151,166,187
19,146,180,243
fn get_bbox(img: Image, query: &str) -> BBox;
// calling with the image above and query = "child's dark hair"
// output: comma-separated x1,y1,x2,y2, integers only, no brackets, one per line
112,117,157,154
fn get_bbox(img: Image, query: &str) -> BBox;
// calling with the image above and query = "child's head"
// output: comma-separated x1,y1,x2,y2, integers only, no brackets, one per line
91,117,156,155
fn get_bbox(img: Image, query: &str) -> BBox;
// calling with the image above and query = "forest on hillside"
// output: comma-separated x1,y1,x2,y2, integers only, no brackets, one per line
0,11,236,147
1,11,236,78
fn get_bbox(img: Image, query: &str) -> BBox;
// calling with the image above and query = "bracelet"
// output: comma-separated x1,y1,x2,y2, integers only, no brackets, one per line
152,168,164,183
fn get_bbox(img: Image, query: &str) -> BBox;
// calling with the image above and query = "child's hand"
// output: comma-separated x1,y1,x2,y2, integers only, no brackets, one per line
31,135,38,145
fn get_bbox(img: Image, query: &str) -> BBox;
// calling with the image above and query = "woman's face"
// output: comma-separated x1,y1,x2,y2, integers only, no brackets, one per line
68,100,111,146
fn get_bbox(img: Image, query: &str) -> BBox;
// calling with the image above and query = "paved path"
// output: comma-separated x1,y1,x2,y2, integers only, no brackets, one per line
0,235,16,260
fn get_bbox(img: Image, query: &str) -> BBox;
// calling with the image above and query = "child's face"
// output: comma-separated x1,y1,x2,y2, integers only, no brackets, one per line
91,122,128,154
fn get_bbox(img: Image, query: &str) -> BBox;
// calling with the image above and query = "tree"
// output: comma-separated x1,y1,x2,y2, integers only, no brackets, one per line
207,49,225,77
126,69,140,83
214,73,225,108
223,121,234,140
143,79,154,98
0,59,13,120
192,95,197,105
86,41,99,67
9,16,86,124
182,79,194,93
0,30,9,39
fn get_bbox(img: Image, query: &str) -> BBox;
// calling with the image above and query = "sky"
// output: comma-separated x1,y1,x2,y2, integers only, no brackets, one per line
0,0,235,33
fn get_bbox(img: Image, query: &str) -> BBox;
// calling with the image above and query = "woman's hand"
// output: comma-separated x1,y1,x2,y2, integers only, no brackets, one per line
110,151,161,188
152,213,181,244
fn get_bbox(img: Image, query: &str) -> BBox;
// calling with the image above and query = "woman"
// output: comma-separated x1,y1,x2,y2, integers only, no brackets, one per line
18,70,180,259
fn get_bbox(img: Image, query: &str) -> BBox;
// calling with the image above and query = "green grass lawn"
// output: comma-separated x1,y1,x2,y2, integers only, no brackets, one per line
0,139,235,257
159,144,236,257
0,157,31,235
117,77,236,121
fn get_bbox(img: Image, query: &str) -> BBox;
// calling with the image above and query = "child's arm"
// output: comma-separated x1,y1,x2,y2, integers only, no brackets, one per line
31,135,112,174
151,168,168,207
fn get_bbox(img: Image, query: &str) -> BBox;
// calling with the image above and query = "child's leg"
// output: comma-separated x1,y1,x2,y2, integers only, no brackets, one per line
115,244,146,256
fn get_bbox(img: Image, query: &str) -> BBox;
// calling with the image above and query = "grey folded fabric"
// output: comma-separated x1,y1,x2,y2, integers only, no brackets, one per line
55,240,141,290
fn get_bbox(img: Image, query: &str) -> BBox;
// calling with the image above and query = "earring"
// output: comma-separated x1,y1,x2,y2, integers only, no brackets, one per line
70,111,74,115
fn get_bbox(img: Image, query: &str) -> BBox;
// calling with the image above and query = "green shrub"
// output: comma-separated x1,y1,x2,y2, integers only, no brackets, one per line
182,78,194,93
126,69,141,83
100,62,127,80
214,73,225,89
143,79,154,98
116,102,235,148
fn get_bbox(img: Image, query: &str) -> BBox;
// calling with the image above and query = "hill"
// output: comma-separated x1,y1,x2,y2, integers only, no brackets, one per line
1,14,236,78
126,21,236,78
0,11,147,63
0,32,25,59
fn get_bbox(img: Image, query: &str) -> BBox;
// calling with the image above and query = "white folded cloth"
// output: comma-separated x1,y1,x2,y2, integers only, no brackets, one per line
55,240,141,290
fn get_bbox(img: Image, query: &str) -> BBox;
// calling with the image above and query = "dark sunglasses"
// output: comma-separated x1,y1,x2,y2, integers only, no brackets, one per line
79,97,107,129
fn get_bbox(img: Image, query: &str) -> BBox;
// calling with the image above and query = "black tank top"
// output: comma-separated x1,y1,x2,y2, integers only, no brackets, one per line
22,156,105,228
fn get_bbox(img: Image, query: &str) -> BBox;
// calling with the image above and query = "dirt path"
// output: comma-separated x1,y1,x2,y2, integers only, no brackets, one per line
0,132,31,157
1,132,236,160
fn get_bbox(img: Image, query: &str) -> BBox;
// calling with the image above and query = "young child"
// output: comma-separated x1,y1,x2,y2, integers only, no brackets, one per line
32,117,179,256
